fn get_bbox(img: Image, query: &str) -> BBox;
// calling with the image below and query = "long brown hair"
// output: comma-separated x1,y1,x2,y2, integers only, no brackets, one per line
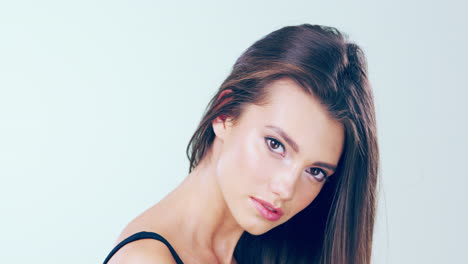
185,24,379,264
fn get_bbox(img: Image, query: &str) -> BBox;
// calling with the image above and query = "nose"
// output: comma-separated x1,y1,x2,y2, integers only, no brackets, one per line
269,165,302,201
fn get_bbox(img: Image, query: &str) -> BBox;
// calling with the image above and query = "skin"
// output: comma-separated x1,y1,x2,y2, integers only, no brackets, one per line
110,77,345,264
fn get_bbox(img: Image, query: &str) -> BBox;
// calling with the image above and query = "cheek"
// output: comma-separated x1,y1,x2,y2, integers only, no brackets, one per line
241,136,278,186
292,183,322,213
220,134,271,188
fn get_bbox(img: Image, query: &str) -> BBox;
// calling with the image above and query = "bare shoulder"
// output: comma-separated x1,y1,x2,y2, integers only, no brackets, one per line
107,238,178,264
107,201,181,263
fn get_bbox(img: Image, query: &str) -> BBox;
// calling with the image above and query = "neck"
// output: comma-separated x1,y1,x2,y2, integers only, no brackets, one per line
159,143,244,264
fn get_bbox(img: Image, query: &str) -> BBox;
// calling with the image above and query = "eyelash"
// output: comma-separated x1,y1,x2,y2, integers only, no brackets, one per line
264,137,329,183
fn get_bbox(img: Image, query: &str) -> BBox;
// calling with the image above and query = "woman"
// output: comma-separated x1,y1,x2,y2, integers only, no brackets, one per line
103,23,379,264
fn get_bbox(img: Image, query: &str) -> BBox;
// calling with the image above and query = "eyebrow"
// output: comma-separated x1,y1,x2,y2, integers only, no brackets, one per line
265,125,338,173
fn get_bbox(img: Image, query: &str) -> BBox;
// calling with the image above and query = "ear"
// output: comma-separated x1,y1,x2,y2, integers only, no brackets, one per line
212,115,234,141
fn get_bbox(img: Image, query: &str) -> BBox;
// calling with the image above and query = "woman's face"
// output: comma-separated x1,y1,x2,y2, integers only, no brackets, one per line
212,77,344,235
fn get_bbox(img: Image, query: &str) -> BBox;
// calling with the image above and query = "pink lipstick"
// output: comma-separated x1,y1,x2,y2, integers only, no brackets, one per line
250,196,284,221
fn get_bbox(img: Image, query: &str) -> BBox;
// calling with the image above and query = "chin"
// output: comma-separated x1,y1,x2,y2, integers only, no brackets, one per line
240,219,278,236
247,228,270,236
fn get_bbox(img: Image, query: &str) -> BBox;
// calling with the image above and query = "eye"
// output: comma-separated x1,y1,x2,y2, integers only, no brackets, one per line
306,168,328,182
264,137,285,155
265,137,329,183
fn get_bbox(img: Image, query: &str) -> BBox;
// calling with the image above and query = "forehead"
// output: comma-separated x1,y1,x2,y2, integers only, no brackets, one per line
239,78,344,163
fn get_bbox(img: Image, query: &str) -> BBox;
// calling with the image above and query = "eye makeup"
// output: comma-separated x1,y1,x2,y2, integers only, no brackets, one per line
263,136,330,182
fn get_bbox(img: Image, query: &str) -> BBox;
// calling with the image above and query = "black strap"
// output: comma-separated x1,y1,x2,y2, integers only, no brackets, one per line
103,231,184,264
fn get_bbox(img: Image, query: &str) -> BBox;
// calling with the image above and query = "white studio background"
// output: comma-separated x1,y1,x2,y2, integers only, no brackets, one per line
0,1,466,263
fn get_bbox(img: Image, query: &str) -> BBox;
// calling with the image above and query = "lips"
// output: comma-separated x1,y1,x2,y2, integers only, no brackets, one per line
250,196,284,221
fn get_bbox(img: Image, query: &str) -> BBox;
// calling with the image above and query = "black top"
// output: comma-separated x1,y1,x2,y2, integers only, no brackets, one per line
102,231,184,264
